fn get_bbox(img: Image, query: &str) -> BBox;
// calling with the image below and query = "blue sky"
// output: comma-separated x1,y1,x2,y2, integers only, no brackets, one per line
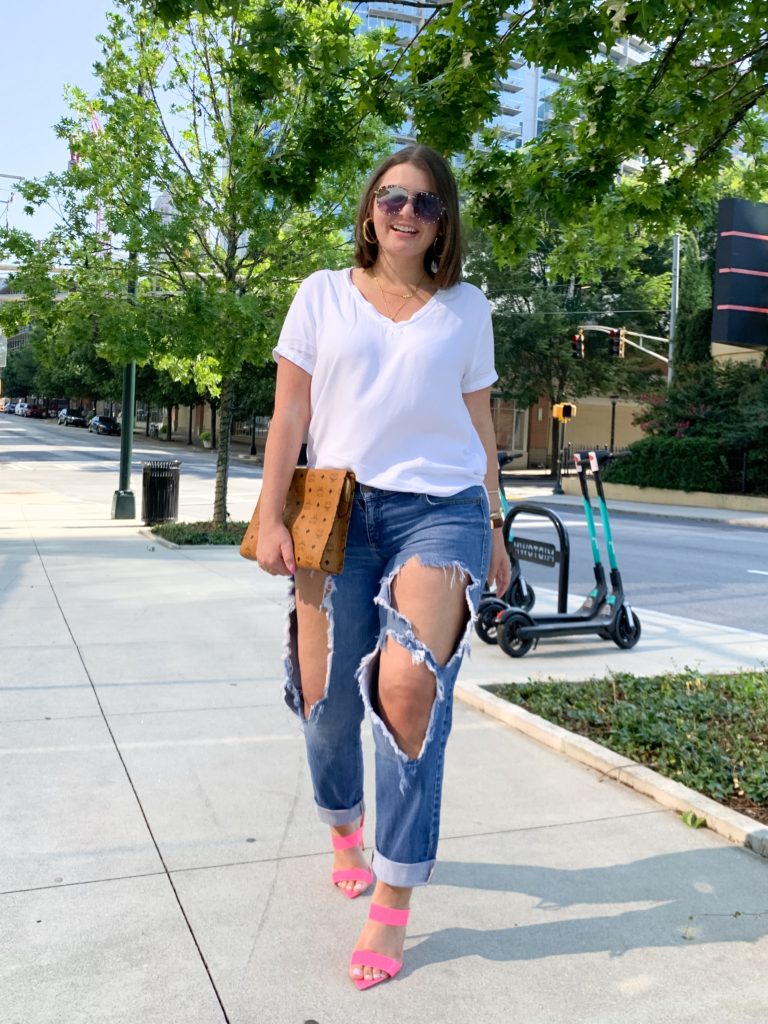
1,0,113,240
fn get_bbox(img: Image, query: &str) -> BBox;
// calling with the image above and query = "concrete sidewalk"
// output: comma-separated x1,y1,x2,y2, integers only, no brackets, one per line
2,470,768,1023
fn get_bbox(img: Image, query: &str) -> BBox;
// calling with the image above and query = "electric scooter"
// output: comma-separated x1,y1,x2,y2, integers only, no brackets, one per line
475,451,536,645
477,451,609,643
496,450,641,657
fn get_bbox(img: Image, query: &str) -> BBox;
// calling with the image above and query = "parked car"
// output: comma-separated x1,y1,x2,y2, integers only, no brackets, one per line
88,415,121,436
15,402,28,416
25,405,47,418
5,402,16,414
58,408,88,428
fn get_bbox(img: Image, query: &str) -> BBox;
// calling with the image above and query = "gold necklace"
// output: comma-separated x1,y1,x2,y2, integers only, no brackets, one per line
379,251,421,298
372,269,426,322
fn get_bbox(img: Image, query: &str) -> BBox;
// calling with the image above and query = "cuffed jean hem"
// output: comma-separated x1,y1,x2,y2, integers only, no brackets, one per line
316,798,365,827
372,849,435,888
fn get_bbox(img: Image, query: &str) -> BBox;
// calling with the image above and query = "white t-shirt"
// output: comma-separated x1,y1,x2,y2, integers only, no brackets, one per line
273,268,497,496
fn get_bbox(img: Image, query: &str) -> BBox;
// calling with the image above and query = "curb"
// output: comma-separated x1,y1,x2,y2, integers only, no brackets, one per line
137,528,245,552
455,679,768,860
138,527,180,549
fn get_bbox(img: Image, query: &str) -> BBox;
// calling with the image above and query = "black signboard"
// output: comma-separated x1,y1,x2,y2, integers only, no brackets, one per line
512,537,559,567
711,197,768,348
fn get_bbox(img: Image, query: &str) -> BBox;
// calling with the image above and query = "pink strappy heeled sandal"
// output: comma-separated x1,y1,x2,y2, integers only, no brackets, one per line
349,903,410,990
331,819,373,900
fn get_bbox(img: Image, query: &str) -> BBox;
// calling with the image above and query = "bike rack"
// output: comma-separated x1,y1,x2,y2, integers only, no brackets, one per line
503,503,571,613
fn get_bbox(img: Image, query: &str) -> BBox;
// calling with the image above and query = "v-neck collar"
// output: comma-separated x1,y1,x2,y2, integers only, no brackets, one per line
345,268,440,328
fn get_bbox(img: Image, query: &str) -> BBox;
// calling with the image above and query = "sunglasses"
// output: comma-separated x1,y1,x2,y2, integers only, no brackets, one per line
374,184,445,224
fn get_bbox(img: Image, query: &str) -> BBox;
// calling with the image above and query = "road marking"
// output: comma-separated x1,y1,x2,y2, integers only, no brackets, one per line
747,570,768,576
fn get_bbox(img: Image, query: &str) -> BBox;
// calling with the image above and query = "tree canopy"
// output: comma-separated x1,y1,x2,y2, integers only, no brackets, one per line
151,1,768,276
2,0,396,521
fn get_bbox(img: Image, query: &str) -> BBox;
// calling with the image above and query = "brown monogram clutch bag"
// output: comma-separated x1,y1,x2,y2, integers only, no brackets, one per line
239,467,356,574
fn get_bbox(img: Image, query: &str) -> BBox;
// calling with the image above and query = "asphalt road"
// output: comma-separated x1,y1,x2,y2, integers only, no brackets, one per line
4,414,768,635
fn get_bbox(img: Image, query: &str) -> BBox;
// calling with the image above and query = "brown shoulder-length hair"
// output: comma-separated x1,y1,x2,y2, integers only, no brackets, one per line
354,144,464,290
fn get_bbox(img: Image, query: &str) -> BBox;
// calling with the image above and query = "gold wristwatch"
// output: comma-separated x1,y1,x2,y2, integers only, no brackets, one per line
490,511,504,529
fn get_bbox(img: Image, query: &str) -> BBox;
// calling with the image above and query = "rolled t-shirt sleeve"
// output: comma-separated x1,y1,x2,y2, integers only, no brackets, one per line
272,277,317,375
461,305,498,393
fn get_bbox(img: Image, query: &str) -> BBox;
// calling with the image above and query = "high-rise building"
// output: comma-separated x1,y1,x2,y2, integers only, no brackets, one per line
351,3,652,151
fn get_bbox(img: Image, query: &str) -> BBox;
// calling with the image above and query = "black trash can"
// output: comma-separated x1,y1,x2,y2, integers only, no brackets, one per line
142,460,181,524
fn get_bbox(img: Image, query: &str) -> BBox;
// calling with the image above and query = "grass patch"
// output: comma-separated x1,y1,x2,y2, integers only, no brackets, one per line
150,520,248,545
494,670,768,826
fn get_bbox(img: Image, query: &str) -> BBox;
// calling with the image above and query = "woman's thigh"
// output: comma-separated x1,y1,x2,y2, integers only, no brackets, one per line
378,488,490,664
370,489,490,756
292,497,384,715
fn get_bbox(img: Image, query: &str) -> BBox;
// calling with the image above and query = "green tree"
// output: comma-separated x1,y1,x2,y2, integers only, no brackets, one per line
152,1,768,278
464,225,666,469
11,0,394,523
635,361,768,446
674,233,714,368
1,345,37,400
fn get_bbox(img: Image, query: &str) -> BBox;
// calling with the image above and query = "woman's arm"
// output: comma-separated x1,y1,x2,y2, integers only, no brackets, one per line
256,357,311,576
463,387,511,593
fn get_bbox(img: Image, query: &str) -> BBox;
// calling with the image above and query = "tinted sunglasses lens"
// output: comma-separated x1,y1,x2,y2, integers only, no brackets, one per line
375,186,408,215
413,192,443,223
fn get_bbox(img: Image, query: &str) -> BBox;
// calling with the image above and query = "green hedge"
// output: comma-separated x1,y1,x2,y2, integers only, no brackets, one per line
151,520,248,544
603,437,731,492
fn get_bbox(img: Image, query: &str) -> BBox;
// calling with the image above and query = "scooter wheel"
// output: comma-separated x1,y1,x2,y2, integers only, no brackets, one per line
474,598,508,645
506,578,536,612
498,610,535,659
611,606,642,649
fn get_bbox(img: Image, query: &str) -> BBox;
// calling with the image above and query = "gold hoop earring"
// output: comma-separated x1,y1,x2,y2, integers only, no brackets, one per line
362,218,378,245
430,235,444,273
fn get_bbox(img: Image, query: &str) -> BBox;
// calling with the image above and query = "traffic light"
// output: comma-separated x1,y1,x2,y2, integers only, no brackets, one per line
552,402,577,422
571,330,584,360
608,327,626,358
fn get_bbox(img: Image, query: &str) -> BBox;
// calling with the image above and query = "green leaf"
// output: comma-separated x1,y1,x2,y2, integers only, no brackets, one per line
681,811,707,829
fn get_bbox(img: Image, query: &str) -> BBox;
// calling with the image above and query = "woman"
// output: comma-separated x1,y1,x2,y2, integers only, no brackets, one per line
257,144,511,989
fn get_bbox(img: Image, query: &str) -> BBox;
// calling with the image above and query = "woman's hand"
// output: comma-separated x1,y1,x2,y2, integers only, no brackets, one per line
487,529,511,594
256,520,297,576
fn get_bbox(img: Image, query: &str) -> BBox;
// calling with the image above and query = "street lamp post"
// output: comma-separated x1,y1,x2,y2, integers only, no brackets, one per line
250,412,257,456
111,83,143,520
668,232,680,384
609,394,619,452
552,420,566,495
112,251,137,519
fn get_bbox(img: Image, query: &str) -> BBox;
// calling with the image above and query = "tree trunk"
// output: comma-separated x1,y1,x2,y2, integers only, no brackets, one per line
212,375,235,525
167,403,173,443
187,404,193,445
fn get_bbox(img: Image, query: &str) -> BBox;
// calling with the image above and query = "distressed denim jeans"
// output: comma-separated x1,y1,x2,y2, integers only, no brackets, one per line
283,483,490,888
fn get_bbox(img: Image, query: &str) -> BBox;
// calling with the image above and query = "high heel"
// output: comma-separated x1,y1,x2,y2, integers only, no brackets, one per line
350,903,409,990
331,818,373,899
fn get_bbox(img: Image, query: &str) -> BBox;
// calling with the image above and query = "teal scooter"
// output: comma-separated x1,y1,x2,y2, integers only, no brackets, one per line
478,452,609,644
496,450,641,657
